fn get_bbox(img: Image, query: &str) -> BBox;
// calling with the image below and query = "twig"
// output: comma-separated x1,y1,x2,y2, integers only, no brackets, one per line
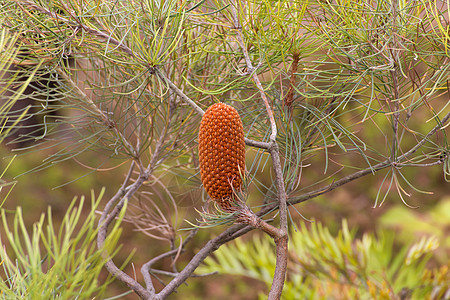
144,205,282,298
284,53,300,114
399,112,450,159
244,138,271,149
148,268,217,278
155,69,205,117
390,0,401,162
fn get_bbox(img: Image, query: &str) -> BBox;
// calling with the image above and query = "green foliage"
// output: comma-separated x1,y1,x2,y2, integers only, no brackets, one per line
0,188,125,299
199,218,448,299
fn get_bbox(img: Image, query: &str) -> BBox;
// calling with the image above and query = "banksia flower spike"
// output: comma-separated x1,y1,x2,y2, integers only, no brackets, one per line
199,103,246,212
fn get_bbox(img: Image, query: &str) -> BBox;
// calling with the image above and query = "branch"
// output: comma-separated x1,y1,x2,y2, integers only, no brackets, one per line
271,111,450,209
156,223,253,299
97,86,182,298
231,2,288,299
231,5,277,142
244,138,271,149
155,69,205,116
97,162,152,299
141,228,198,294
147,268,217,278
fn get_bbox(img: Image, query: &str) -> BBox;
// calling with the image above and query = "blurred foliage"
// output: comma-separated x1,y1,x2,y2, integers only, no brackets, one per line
0,28,37,208
0,29,36,137
199,216,449,299
0,188,126,299
380,197,450,263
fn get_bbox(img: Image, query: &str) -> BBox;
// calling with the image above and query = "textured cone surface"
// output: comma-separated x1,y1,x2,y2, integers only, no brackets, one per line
199,103,245,206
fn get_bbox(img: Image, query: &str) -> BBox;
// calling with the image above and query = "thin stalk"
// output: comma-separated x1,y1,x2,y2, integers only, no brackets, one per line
390,0,401,162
